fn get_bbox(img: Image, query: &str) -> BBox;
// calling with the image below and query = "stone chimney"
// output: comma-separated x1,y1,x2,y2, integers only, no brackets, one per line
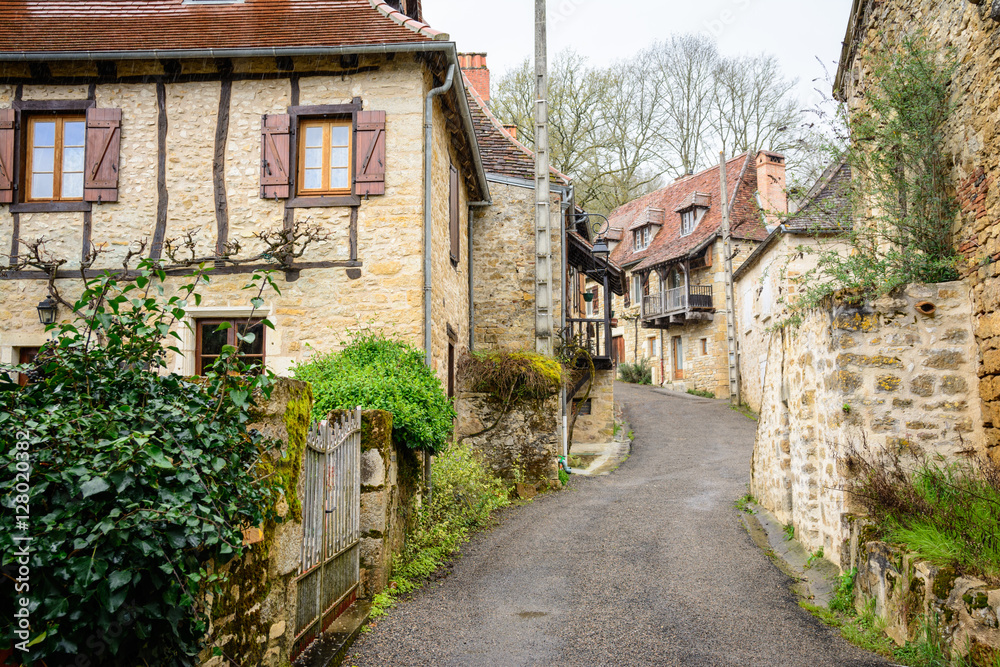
755,150,788,226
458,53,490,103
503,124,518,141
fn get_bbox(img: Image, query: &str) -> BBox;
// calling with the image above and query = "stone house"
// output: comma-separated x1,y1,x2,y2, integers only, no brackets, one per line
0,0,489,398
835,0,1000,454
734,160,852,412
458,54,623,448
605,151,785,397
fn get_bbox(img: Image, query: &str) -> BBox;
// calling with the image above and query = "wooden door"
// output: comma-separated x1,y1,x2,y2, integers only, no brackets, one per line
672,337,684,381
17,347,39,387
613,336,625,365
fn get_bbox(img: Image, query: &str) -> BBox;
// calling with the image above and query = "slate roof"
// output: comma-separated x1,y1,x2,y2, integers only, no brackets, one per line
785,160,852,232
608,154,769,272
733,159,852,281
464,74,570,185
0,0,444,55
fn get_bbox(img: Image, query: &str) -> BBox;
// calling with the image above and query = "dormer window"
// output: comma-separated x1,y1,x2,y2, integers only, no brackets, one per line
633,226,651,251
679,207,708,237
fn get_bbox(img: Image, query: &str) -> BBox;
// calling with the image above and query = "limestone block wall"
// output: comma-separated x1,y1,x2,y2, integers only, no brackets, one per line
840,1,1000,451
0,54,473,388
751,282,985,567
455,392,560,486
471,179,563,352
571,368,616,444
200,379,312,667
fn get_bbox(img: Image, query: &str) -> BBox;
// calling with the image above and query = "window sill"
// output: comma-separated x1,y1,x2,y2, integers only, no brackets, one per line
286,195,361,208
10,201,92,213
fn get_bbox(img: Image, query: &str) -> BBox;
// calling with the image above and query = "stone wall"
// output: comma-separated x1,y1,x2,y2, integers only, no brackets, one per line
850,537,1000,661
840,1,1000,453
471,179,563,352
0,53,473,389
751,282,985,566
200,379,313,667
571,368,616,445
455,392,560,487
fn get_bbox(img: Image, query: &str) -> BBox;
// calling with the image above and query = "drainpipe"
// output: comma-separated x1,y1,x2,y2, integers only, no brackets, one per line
423,63,456,503
423,63,456,368
561,186,572,464
468,206,475,352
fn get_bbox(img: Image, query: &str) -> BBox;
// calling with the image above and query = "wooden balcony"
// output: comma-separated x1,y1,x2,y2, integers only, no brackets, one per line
565,317,614,371
641,285,715,329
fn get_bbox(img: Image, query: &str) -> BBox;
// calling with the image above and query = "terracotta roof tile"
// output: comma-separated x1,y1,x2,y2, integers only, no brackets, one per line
0,0,441,54
464,74,570,185
785,160,852,232
608,154,769,272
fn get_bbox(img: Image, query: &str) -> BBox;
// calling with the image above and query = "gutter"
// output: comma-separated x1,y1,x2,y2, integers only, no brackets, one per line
424,63,456,367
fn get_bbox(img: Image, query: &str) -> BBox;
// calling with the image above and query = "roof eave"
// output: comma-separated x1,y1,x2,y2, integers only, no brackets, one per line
833,0,869,101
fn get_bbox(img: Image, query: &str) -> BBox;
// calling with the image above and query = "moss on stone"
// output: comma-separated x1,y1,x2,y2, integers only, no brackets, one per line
932,566,958,601
963,591,989,611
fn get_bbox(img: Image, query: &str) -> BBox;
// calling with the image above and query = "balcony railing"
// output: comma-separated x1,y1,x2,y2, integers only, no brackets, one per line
565,317,611,361
642,285,714,319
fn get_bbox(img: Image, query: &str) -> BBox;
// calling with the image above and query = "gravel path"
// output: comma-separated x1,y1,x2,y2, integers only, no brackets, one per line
346,382,892,666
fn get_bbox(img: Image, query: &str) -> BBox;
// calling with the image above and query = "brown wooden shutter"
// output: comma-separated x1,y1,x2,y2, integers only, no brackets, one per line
84,107,122,203
0,108,16,204
449,164,460,264
260,114,291,199
355,110,386,196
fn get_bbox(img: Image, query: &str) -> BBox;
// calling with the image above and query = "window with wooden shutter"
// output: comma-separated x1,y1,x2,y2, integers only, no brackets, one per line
84,107,121,203
260,114,291,199
449,163,460,265
0,108,14,204
355,110,386,196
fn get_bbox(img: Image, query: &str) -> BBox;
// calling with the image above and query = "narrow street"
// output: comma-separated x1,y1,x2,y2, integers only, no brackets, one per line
348,383,891,666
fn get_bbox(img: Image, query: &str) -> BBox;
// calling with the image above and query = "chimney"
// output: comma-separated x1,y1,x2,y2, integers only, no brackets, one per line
458,53,490,103
503,124,518,141
755,150,788,226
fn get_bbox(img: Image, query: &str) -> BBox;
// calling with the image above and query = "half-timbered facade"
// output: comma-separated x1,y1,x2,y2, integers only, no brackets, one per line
0,0,488,392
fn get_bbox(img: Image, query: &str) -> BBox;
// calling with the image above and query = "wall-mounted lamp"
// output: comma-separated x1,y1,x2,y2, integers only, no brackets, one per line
36,297,58,325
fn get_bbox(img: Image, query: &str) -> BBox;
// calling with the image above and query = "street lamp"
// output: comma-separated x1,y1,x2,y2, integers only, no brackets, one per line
36,297,58,325
575,212,612,280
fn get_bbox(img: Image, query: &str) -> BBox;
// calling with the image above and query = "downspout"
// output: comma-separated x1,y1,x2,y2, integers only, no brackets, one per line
561,186,572,467
468,206,475,352
423,63,455,367
423,63,455,502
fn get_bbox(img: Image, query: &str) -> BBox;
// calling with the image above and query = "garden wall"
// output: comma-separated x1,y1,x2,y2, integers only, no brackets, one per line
751,282,985,568
455,392,560,488
849,535,1000,662
199,387,421,666
571,369,616,445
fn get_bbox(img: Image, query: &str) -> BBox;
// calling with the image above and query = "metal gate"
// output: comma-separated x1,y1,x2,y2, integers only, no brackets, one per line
293,408,361,653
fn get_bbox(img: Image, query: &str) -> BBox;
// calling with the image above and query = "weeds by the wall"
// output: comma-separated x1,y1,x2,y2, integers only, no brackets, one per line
367,443,511,621
618,358,652,385
846,448,1000,584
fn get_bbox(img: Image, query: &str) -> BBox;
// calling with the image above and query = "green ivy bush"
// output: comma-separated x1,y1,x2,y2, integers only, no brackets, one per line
0,265,282,666
293,331,455,453
618,359,652,385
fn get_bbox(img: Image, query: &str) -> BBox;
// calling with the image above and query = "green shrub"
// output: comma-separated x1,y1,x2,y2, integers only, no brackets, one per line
0,264,281,666
294,331,455,453
687,388,716,399
369,442,510,618
618,358,652,385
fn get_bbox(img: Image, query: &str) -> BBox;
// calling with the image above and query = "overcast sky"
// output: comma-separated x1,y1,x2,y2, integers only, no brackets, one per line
423,0,854,107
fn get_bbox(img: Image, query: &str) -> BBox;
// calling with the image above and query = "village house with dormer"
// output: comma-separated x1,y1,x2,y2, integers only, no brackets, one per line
605,151,786,397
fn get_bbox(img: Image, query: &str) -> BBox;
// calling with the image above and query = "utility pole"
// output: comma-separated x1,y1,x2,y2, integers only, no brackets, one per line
719,152,741,406
534,0,554,355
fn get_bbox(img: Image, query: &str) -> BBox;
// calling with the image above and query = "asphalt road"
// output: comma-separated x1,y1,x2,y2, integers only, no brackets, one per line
347,382,892,667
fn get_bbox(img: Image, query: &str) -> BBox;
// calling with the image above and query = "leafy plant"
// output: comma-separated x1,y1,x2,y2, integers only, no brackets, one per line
0,263,281,666
687,388,716,399
806,547,825,568
458,350,565,403
780,33,961,323
558,468,570,487
735,492,756,514
783,523,795,541
618,358,652,385
830,568,857,614
294,330,455,454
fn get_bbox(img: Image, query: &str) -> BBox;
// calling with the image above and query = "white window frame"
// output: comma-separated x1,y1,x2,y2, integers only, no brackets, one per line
631,274,642,305
680,207,707,237
633,226,650,251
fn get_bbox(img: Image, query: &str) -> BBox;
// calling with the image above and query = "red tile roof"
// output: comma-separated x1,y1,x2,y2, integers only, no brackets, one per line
608,154,769,273
0,0,445,54
464,73,570,185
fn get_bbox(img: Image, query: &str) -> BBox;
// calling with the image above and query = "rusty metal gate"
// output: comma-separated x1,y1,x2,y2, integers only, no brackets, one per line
293,408,361,653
